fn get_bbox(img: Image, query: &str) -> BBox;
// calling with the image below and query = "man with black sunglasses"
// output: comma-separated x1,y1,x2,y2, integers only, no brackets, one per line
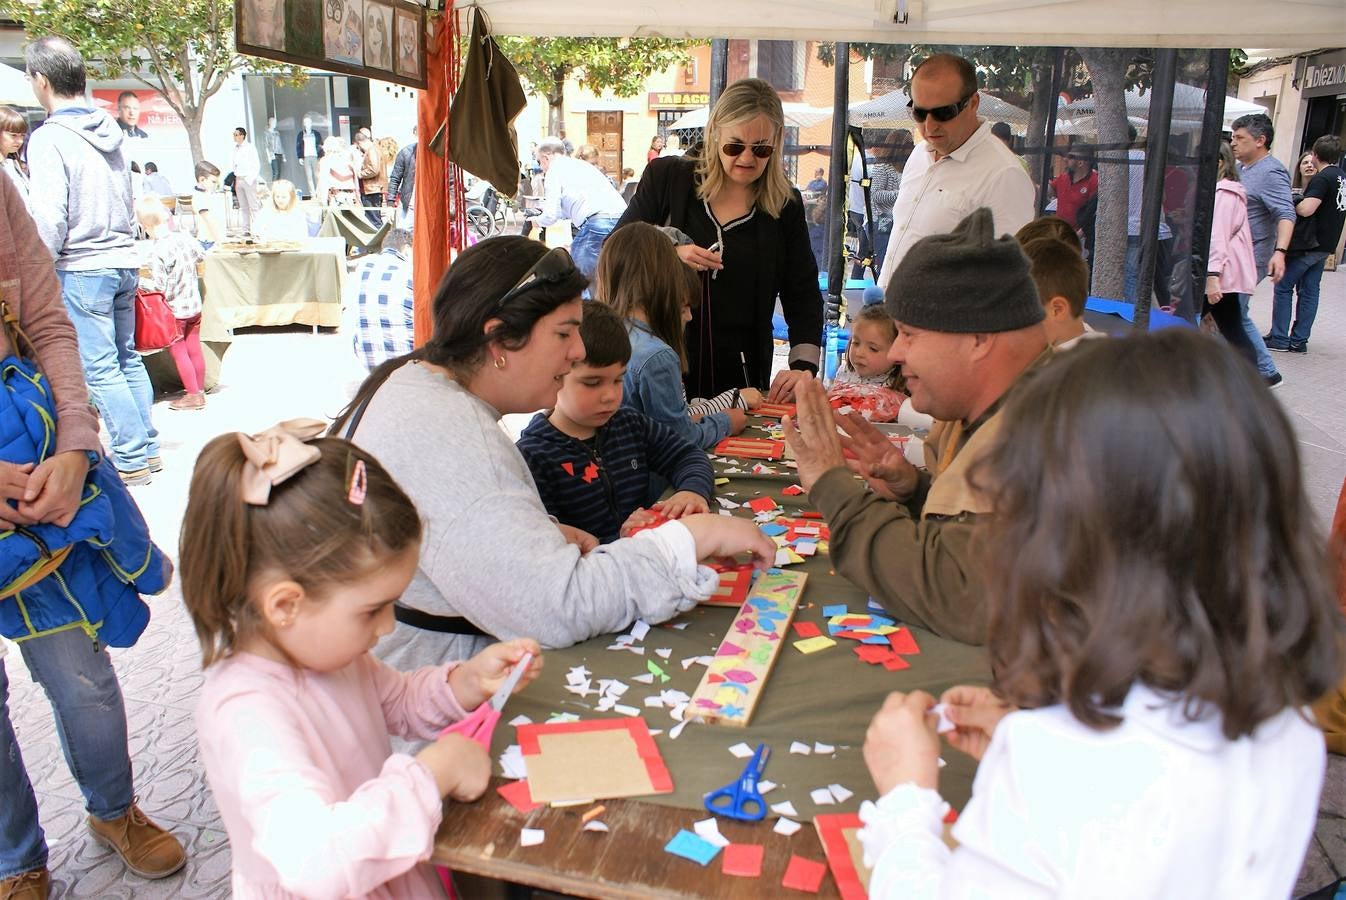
875,53,1035,292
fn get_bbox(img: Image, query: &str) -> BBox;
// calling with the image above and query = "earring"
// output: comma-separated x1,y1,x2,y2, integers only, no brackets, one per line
493,356,506,369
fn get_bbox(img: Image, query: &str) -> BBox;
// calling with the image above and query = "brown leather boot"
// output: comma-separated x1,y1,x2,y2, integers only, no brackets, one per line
0,867,49,900
168,392,206,411
86,804,186,879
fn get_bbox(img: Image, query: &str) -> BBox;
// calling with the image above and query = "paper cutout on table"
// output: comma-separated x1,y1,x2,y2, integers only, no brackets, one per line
632,673,656,685
715,476,731,485
792,621,822,639
811,787,836,806
668,719,690,739
930,702,956,734
760,522,788,537
706,563,755,608
499,744,526,779
518,718,673,803
722,842,765,878
716,496,741,510
583,820,609,833
496,778,539,814
774,817,802,836
790,741,812,755
655,648,672,659
781,484,806,496
814,742,835,754
508,714,533,727
693,817,731,849
888,628,921,655
771,800,799,817
520,828,545,847
793,635,836,654
631,619,651,641
813,813,871,900
613,704,641,716
758,779,778,794
828,783,854,803
715,436,785,460
752,401,797,419
822,604,848,617
729,742,755,759
782,854,828,893
647,660,671,683
665,829,721,866
746,496,780,514
688,570,808,727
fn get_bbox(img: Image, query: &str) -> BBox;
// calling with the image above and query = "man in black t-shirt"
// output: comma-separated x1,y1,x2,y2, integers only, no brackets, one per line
1268,135,1345,352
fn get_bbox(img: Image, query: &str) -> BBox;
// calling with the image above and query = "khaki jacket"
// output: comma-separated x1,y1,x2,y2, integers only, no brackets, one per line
1312,476,1346,755
358,143,387,195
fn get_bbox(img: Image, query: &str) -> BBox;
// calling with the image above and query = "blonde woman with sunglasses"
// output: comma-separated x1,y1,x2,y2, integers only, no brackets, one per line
618,78,823,404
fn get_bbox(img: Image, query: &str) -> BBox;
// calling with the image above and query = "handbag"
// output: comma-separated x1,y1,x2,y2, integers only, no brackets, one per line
133,287,178,352
446,8,527,197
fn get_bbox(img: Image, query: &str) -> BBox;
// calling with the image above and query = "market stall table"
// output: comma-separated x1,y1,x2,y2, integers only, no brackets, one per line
200,237,346,340
433,454,987,897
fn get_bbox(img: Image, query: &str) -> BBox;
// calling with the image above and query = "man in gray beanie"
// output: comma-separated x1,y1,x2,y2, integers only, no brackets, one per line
784,207,1049,645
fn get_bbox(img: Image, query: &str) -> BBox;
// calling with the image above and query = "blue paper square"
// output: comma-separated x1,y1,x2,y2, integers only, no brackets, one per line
665,829,720,866
823,604,848,617
760,523,788,537
862,633,891,644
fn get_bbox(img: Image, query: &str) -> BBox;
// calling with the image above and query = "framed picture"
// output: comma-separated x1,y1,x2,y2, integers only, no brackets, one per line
236,0,425,89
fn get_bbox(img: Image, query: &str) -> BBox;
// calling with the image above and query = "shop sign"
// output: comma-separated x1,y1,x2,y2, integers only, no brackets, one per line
1303,52,1346,98
648,92,710,110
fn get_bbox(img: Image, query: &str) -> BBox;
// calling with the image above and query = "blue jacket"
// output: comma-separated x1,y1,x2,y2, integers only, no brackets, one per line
0,355,167,648
516,407,714,544
623,320,731,450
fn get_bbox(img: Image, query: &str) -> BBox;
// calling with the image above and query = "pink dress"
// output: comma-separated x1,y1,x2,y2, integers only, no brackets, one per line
196,652,471,899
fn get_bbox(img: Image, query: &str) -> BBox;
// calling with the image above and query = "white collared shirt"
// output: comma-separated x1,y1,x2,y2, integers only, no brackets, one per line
232,140,261,181
857,682,1324,899
534,155,627,227
877,121,1035,291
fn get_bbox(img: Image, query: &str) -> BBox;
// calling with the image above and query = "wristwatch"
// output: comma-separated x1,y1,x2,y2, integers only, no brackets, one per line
1273,247,1288,254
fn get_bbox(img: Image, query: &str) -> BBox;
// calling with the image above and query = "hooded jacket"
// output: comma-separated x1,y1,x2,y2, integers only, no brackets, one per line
1207,179,1257,296
26,107,138,271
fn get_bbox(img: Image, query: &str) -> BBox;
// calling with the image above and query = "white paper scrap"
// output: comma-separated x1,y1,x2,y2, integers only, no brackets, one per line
728,742,754,759
794,541,817,557
668,719,690,740
644,696,665,708
613,704,641,717
770,801,799,817
931,703,956,734
655,648,673,660
507,715,533,727
632,673,656,685
583,821,609,833
520,828,545,847
682,656,712,670
774,817,802,836
672,623,689,630
499,745,526,779
774,548,792,567
790,741,812,755
814,742,835,754
631,619,651,641
716,497,741,510
757,779,779,795
693,818,731,849
811,788,836,806
828,784,854,803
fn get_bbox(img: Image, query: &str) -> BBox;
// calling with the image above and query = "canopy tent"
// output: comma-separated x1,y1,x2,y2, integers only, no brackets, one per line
0,64,38,108
461,0,1330,49
668,101,832,131
1060,82,1266,132
848,90,1030,132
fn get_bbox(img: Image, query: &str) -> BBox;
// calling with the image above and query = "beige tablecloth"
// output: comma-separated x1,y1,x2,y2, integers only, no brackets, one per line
201,237,346,340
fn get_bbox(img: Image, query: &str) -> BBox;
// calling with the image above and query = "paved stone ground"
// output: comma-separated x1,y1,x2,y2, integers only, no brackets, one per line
2,273,1343,897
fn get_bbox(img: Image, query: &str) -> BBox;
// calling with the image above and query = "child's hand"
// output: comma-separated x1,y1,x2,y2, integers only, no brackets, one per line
940,685,1013,762
450,639,543,711
415,734,491,801
656,491,709,519
619,507,661,538
556,522,598,554
677,513,776,570
740,388,764,410
726,407,748,435
863,690,942,796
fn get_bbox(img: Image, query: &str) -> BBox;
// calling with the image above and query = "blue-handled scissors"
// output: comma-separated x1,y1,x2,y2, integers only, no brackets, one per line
703,743,769,821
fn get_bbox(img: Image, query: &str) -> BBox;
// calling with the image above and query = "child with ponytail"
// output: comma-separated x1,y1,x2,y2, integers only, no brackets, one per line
180,421,541,898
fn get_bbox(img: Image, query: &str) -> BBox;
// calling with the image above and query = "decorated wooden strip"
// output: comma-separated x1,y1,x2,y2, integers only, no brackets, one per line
687,569,808,727
713,437,785,460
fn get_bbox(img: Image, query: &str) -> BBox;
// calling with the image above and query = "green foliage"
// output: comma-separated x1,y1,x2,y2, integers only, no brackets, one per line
497,37,702,103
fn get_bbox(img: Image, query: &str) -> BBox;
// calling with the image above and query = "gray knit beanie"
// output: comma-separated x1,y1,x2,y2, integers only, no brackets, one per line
885,207,1045,334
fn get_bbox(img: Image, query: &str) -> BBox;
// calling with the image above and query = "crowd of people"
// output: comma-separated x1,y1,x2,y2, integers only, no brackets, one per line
0,35,1343,900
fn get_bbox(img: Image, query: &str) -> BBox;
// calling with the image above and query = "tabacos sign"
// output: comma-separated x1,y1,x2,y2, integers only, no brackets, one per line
648,92,710,109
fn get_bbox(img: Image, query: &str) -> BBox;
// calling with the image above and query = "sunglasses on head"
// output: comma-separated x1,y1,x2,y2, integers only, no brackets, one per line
493,247,579,315
720,141,774,160
907,92,974,124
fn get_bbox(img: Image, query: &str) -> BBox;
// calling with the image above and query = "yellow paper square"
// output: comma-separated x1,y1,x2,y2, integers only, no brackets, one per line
793,636,837,654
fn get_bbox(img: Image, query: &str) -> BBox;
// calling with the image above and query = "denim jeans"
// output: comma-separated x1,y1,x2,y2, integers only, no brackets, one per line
57,269,159,472
570,216,620,281
1237,292,1279,378
0,628,135,878
1269,251,1330,346
1124,234,1175,306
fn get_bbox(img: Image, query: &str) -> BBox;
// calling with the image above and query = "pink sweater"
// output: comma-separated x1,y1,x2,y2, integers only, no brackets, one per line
0,164,101,457
1208,180,1257,296
196,652,472,899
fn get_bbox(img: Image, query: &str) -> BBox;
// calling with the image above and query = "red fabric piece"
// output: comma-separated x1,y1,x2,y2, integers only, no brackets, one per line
781,855,828,892
561,461,574,476
722,843,765,878
412,13,452,346
792,621,822,639
496,779,539,814
888,629,921,655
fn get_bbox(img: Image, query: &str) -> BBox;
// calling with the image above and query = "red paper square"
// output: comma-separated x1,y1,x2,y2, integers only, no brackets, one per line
855,644,896,664
722,843,764,877
888,629,921,655
781,854,828,892
747,497,780,514
881,655,911,671
496,779,539,814
791,621,822,639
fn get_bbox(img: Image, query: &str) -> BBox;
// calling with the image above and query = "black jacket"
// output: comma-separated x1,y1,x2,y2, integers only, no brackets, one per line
296,128,325,160
388,143,417,210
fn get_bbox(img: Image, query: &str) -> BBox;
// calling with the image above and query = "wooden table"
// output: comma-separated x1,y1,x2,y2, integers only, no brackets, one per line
433,424,982,896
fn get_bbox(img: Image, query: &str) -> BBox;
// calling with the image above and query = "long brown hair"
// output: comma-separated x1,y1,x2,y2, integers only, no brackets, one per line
974,330,1343,740
179,436,422,668
331,235,588,435
696,78,793,218
594,222,691,371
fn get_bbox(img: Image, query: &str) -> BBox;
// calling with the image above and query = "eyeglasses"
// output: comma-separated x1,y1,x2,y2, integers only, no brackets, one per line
720,142,774,160
907,93,974,124
493,247,579,314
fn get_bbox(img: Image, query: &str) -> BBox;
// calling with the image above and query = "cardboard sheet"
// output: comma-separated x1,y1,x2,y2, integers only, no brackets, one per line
518,718,673,803
813,813,871,899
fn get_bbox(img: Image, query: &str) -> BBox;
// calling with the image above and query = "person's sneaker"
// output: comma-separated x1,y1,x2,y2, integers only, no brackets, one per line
1264,337,1291,351
0,867,49,900
1288,342,1308,353
168,392,206,411
87,804,186,880
118,467,152,486
1265,373,1284,389
147,456,163,474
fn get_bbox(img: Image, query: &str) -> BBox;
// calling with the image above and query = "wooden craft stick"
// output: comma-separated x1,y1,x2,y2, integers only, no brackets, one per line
687,570,808,727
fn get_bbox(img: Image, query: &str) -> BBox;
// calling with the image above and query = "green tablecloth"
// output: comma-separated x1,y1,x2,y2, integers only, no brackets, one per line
318,208,391,251
201,237,346,341
487,461,990,823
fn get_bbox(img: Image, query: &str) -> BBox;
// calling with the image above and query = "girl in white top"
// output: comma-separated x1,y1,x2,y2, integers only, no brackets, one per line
254,179,312,242
859,329,1343,899
0,106,29,207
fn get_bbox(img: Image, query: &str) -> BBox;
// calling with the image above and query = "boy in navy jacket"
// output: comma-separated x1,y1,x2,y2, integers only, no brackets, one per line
517,302,713,543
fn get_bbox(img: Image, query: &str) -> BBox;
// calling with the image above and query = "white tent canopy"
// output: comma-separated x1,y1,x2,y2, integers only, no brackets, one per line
469,0,1332,49
1061,82,1266,132
848,90,1030,132
0,64,38,108
669,102,832,131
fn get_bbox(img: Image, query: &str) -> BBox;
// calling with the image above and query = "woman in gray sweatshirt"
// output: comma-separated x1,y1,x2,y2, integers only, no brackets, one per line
333,236,774,670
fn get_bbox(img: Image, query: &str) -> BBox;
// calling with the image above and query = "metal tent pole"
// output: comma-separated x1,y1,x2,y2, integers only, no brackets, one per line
826,42,850,327
1189,50,1231,322
1133,47,1177,332
1037,48,1066,216
709,40,729,107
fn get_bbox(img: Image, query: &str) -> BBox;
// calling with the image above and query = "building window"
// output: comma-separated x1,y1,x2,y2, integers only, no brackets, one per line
657,109,683,140
757,40,800,92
